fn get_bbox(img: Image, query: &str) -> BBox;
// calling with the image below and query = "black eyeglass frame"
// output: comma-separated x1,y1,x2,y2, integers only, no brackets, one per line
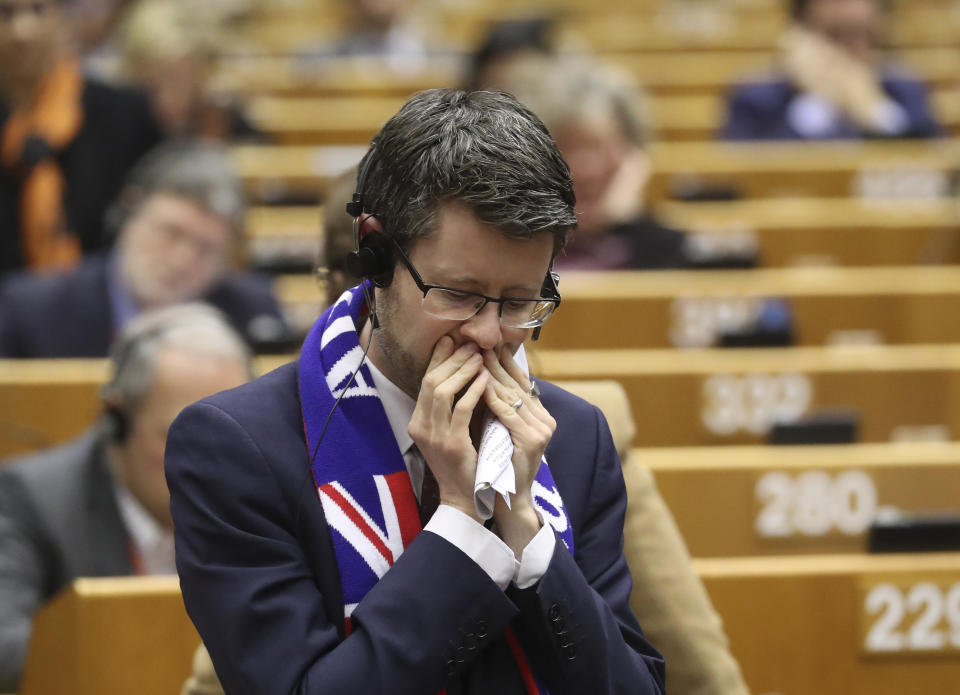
389,236,561,328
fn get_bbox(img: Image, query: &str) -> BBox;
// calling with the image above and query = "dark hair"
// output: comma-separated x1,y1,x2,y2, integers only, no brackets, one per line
354,88,576,259
109,139,245,239
463,17,555,91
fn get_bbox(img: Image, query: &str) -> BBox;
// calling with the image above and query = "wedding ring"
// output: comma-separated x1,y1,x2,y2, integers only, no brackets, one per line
511,398,524,411
529,380,541,399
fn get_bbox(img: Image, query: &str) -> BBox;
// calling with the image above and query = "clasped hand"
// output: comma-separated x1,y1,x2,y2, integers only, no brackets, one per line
408,337,556,551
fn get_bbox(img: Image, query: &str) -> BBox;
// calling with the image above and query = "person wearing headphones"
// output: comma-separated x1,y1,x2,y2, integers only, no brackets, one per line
165,89,665,695
0,139,292,356
0,303,252,691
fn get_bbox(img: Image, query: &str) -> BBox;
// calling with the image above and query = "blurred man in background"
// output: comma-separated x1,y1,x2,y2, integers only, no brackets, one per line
0,139,292,356
722,0,940,140
0,0,161,274
0,303,252,691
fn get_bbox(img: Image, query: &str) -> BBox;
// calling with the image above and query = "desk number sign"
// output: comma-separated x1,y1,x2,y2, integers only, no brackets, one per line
860,577,960,656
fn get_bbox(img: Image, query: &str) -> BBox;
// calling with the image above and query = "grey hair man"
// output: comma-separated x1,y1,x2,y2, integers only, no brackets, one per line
166,89,666,694
0,302,252,691
0,139,291,357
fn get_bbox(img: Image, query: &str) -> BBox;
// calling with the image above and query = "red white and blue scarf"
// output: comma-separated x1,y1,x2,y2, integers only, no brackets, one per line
298,284,575,690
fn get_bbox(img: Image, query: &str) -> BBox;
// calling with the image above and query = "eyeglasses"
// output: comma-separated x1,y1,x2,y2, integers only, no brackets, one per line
392,240,560,328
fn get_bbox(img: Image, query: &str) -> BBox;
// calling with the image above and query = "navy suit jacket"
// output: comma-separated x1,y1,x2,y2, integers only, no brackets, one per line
0,254,291,357
165,361,666,695
722,67,941,140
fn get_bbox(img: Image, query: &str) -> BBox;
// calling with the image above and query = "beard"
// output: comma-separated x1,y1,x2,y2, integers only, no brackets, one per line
369,286,429,399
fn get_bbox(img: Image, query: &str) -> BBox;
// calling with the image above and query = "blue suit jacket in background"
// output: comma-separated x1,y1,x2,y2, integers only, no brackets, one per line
165,361,666,695
0,254,290,357
722,66,941,140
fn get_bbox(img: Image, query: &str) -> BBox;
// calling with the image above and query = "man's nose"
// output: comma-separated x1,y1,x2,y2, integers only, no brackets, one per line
459,301,502,351
167,235,203,270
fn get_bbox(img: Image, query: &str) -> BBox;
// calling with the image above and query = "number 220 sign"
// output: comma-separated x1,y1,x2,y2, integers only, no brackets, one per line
860,577,960,656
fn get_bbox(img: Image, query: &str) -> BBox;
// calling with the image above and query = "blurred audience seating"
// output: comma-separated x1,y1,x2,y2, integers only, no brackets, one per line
246,197,960,271
277,266,960,348
6,0,960,693
229,138,960,205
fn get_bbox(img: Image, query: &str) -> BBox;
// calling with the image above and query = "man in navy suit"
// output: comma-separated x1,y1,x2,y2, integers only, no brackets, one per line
722,0,940,140
166,89,666,694
0,140,291,357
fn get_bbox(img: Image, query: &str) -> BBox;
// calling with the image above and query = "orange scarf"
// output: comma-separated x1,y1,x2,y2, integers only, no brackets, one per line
1,58,84,271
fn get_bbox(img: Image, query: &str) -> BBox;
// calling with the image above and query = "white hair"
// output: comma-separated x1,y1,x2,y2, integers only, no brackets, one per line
101,303,253,414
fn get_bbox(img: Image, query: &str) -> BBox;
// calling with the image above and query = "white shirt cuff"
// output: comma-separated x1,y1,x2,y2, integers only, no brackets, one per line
425,505,518,590
515,521,556,589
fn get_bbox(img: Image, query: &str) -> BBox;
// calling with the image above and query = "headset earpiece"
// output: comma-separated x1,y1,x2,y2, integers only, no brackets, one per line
531,266,561,342
344,214,394,287
103,405,129,444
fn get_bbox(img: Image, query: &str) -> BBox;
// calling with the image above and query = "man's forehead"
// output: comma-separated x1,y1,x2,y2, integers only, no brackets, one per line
409,208,553,291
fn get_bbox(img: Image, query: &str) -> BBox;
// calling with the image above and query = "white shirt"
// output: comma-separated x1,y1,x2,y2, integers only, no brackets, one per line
365,359,556,590
114,482,177,576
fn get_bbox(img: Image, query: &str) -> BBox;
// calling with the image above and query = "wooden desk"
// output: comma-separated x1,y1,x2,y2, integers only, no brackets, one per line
231,143,364,203
0,360,109,459
7,345,960,451
531,266,960,349
694,552,960,695
212,57,454,99
216,47,960,98
247,198,960,270
243,85,960,145
227,0,959,54
645,138,959,201
656,198,960,266
232,139,960,204
275,266,960,349
617,47,960,95
528,344,960,446
0,358,285,458
639,442,960,557
245,94,405,145
20,576,198,695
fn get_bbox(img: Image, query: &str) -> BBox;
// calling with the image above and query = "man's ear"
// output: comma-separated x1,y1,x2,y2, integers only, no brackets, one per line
100,389,131,444
357,213,383,240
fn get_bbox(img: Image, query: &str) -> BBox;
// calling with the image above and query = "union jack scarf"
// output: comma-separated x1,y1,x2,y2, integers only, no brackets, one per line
298,284,576,692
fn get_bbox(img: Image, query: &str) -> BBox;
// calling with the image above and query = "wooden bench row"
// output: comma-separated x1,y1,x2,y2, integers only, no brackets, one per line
19,557,960,695
641,441,960,557
230,138,960,204
246,198,960,271
275,266,960,349
656,197,960,266
6,343,960,454
695,552,960,694
523,344,960,446
230,2,960,54
241,87,960,144
215,47,960,98
1,357,956,557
